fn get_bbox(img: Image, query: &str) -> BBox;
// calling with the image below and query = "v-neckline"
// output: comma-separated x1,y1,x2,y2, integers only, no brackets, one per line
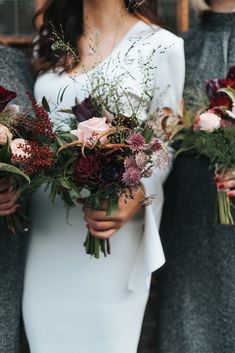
67,20,146,80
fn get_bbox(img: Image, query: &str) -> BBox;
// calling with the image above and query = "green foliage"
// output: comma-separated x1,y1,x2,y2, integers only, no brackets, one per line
0,162,30,183
177,125,235,169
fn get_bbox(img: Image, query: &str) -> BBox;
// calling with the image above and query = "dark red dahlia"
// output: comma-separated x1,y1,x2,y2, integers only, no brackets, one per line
0,86,17,112
209,94,232,109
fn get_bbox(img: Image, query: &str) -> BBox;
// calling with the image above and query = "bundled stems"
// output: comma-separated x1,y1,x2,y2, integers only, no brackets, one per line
84,234,110,259
83,196,119,258
217,190,234,225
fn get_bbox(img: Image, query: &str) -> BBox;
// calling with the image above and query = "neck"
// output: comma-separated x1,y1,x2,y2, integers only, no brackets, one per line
83,0,128,33
211,0,235,12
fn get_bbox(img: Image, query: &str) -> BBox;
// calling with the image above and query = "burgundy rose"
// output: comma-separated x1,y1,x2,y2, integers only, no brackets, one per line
74,154,101,182
206,78,235,99
0,86,17,112
210,94,232,109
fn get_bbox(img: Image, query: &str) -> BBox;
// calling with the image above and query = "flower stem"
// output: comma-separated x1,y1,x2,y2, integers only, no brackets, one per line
217,190,234,225
83,233,111,259
83,196,118,258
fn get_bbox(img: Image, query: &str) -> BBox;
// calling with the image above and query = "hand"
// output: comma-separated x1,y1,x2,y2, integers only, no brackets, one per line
215,170,235,197
83,188,145,239
0,178,20,216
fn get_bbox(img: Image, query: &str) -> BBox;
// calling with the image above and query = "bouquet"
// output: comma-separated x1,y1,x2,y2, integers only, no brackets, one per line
159,66,235,225
47,25,171,257
0,85,55,234
49,96,169,258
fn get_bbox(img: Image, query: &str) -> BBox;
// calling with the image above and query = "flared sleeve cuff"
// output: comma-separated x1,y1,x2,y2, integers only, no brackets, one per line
128,167,170,291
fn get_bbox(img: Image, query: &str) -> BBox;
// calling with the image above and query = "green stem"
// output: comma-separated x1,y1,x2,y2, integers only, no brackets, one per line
83,196,117,258
217,190,234,225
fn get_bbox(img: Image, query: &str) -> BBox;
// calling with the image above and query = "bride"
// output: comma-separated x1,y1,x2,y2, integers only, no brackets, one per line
22,1,185,352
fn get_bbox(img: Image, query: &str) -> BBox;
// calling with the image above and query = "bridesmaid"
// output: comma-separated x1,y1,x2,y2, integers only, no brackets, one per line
22,1,184,353
0,44,32,353
156,1,235,353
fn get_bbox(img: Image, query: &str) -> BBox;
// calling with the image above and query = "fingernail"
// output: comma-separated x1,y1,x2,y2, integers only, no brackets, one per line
218,183,225,190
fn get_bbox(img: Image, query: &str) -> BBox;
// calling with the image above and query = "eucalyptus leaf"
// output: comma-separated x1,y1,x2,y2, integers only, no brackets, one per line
0,163,30,183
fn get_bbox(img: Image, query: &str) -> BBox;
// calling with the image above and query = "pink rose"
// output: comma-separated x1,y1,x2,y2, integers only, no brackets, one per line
0,124,12,144
10,138,30,158
74,117,110,144
194,112,221,132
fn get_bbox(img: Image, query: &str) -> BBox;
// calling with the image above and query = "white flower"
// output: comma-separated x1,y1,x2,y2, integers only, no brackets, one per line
0,124,12,145
196,112,221,132
10,138,30,158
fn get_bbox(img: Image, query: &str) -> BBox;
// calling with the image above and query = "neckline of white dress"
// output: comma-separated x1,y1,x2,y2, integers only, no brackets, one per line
67,20,151,80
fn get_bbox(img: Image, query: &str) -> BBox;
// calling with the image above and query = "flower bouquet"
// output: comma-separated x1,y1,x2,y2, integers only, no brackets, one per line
49,96,169,258
159,66,235,225
0,86,55,234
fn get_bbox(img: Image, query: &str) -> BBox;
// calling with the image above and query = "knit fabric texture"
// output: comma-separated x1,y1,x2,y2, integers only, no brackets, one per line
156,11,235,353
0,45,32,353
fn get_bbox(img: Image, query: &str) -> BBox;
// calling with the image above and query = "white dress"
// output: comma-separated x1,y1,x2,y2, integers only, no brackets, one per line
23,21,185,353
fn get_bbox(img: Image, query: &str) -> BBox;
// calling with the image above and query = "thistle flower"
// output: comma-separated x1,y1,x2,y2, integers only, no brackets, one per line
126,133,145,152
135,152,149,169
122,166,141,186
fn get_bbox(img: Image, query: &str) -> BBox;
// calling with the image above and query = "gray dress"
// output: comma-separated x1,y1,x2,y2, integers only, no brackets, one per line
0,45,32,353
156,12,235,353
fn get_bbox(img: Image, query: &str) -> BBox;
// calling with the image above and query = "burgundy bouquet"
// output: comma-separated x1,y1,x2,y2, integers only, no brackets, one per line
161,66,235,225
50,97,169,258
0,86,55,233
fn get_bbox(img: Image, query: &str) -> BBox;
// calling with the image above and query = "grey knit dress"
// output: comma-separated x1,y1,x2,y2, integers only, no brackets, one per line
156,12,235,353
0,45,32,353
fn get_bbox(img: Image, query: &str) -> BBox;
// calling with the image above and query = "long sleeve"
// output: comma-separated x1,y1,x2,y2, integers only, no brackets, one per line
128,34,185,291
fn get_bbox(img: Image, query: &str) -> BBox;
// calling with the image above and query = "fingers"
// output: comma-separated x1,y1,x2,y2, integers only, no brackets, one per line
88,224,118,239
217,180,235,191
0,187,19,216
83,207,121,222
84,215,122,239
0,204,20,216
0,178,12,193
227,190,235,198
215,170,235,198
84,215,122,231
